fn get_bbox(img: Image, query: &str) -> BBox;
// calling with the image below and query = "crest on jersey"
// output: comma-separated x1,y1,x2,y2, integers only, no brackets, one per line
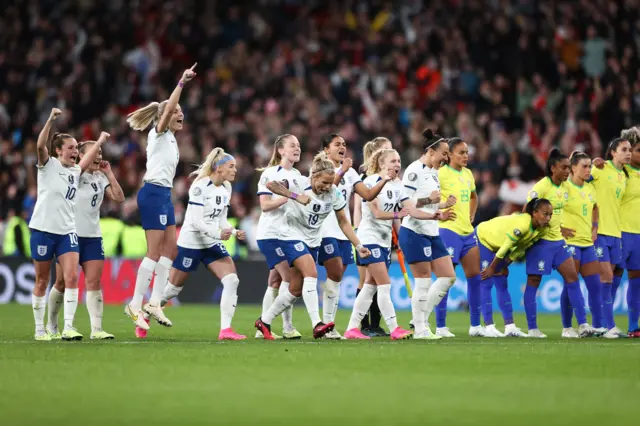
260,177,268,186
193,187,202,196
580,191,585,198
567,246,576,256
596,247,604,258
68,175,74,184
372,248,381,258
564,192,568,200
37,245,47,256
538,261,545,271
408,173,417,182
324,244,335,255
223,196,228,205
589,194,594,202
182,257,193,268
340,177,345,185
481,260,489,270
313,204,321,213
276,248,285,257
294,242,305,252
529,191,538,198
513,229,522,237
293,179,298,187
280,179,289,189
424,247,432,257
447,247,454,256
159,215,167,226
216,196,222,204
91,183,98,192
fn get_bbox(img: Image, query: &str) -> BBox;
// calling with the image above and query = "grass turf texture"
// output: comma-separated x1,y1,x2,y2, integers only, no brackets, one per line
0,304,638,426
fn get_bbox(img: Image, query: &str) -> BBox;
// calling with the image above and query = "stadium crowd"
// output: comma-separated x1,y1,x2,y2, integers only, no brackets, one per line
2,0,640,256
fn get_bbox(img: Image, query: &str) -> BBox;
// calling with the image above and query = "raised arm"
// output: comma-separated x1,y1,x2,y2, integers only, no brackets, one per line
266,181,311,206
37,108,62,166
100,161,125,203
334,158,353,185
156,64,197,134
78,132,109,173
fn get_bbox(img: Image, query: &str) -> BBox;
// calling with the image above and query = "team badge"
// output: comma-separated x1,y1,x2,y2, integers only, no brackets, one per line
481,260,489,269
596,247,604,258
567,246,576,256
538,261,545,271
313,204,321,212
529,191,538,198
564,192,568,200
294,242,305,252
37,245,47,256
423,247,432,257
513,229,522,237
260,177,268,185
193,187,202,196
68,175,74,184
447,247,454,256
372,248,381,258
216,196,222,204
182,257,193,268
324,244,334,255
275,248,285,257
159,215,167,225
580,191,585,198
408,173,417,182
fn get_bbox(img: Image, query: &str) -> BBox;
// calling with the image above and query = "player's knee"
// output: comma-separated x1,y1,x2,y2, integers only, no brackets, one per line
527,275,542,288
326,270,342,282
222,273,239,290
34,276,50,293
601,269,613,283
64,270,79,288
85,279,100,291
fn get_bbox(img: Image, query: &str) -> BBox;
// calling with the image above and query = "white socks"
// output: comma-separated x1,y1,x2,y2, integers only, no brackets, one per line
261,286,278,317
63,288,79,330
32,294,46,334
86,290,103,332
411,278,431,334
150,256,172,305
377,284,398,331
220,274,239,330
302,277,321,326
424,277,456,322
47,287,64,331
280,281,294,332
322,278,341,324
160,282,183,307
263,285,297,324
347,283,376,330
131,257,157,311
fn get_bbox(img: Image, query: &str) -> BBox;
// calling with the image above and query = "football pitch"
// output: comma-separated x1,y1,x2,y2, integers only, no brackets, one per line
0,304,638,426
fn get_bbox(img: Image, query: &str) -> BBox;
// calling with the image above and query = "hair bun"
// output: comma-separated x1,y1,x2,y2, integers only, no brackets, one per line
549,148,561,157
422,128,434,139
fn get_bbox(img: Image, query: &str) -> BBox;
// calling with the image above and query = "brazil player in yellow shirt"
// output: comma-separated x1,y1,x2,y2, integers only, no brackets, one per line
525,149,593,338
437,138,485,337
591,138,631,338
618,128,640,337
476,198,552,337
561,152,604,337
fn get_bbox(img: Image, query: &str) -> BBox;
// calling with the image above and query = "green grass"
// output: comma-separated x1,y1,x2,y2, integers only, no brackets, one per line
0,304,638,426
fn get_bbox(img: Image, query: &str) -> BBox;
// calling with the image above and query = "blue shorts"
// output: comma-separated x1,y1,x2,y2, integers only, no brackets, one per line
137,182,176,230
257,239,287,269
526,239,572,275
280,240,319,266
357,244,390,266
173,243,229,272
30,229,79,262
622,232,640,270
595,234,622,265
398,227,449,264
78,237,104,263
478,239,508,274
567,245,598,265
439,228,478,264
318,238,355,266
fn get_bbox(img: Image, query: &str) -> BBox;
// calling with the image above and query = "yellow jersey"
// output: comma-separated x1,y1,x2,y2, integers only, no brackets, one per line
527,177,569,242
620,164,640,234
439,165,476,235
477,213,541,259
591,161,627,237
562,180,597,247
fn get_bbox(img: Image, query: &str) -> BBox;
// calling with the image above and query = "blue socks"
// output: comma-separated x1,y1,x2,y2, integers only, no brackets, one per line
481,279,494,325
494,275,513,324
467,275,482,327
436,292,448,328
612,275,621,302
565,280,587,325
602,282,615,329
584,274,602,328
628,277,640,332
524,285,538,330
560,286,573,328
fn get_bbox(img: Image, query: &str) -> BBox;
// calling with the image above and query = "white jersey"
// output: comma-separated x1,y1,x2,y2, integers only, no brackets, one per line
29,157,81,235
178,178,232,249
401,160,440,236
321,167,361,240
256,165,304,241
281,178,347,248
143,127,179,188
357,176,404,248
75,172,111,238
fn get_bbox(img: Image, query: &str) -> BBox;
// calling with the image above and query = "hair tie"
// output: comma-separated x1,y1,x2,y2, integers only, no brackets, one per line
215,155,234,168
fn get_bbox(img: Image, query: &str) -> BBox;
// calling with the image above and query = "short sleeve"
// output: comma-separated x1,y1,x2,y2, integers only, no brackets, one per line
590,166,601,182
467,169,476,192
257,169,273,196
347,168,361,188
505,216,528,242
100,172,111,189
188,182,205,206
223,181,233,205
589,184,597,204
333,187,347,211
38,155,59,172
527,180,546,202
402,166,419,199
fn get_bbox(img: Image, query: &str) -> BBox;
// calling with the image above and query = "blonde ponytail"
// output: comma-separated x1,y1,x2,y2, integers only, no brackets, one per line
367,149,397,175
256,134,294,171
127,101,168,131
190,147,232,180
360,137,391,173
311,151,335,176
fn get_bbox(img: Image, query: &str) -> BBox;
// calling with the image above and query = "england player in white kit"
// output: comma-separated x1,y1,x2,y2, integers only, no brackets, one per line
254,134,303,339
147,149,247,340
398,129,457,340
48,141,125,340
317,134,392,339
343,149,414,340
255,152,371,340
29,107,109,341
124,64,197,336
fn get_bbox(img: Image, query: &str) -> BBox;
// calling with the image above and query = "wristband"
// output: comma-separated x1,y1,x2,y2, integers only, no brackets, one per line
178,81,184,88
338,169,346,177
393,211,398,219
356,244,364,251
592,222,598,227
291,192,298,200
231,229,238,236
